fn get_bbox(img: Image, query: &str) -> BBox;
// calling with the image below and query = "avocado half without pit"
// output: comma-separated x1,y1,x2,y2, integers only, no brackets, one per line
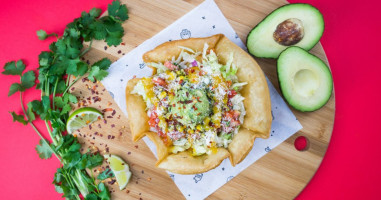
246,3,324,58
277,47,333,112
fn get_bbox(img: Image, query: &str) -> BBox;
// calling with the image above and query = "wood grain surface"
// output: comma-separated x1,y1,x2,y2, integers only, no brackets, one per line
72,0,335,199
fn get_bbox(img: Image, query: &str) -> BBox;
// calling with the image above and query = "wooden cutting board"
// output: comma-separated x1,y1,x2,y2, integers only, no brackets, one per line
73,0,335,199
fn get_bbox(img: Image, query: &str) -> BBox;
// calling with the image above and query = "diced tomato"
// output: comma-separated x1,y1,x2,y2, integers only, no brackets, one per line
224,110,241,121
226,80,232,88
164,61,178,70
153,77,167,86
230,119,240,127
228,90,237,98
148,112,158,127
225,112,233,120
231,110,240,119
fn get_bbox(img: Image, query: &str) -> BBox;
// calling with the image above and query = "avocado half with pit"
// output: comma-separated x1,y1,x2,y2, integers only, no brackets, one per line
277,47,332,112
247,3,324,58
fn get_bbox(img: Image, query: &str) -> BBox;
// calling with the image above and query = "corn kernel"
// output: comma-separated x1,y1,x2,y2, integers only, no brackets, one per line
178,126,185,132
168,71,176,81
204,117,210,125
159,91,167,99
196,125,202,131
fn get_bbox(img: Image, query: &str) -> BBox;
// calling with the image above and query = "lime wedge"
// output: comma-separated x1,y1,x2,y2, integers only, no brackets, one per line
66,107,103,134
104,154,132,190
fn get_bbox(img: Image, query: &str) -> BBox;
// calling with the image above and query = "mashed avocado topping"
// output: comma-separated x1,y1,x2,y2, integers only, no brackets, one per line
170,88,211,127
132,44,247,156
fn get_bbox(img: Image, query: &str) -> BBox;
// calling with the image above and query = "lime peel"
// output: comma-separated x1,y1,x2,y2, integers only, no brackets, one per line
66,107,103,134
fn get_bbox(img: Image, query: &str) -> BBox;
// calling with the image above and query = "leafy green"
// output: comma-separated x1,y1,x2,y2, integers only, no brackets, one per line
108,0,129,21
2,60,25,76
93,58,112,70
37,30,48,40
6,68,35,96
3,1,129,199
97,168,115,180
8,83,23,96
37,29,58,40
36,139,53,159
88,66,109,82
98,183,111,200
9,111,28,125
21,70,36,88
26,102,36,122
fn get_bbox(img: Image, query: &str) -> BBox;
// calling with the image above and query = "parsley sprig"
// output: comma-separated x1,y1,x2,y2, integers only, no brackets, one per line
2,1,128,200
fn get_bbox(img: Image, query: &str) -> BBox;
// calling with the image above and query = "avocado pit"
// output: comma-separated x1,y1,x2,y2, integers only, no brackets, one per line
273,18,304,46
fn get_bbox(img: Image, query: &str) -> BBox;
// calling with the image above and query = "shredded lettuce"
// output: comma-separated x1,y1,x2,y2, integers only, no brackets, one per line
178,46,195,54
202,43,209,60
148,62,168,73
231,94,246,123
231,82,247,90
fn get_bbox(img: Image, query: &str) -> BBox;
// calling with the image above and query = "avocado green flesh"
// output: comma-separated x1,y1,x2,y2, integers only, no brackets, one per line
170,88,211,126
277,47,332,112
247,3,324,58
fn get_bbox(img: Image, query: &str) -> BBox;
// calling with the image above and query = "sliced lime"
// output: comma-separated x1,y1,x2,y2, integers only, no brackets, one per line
66,107,103,134
104,154,132,190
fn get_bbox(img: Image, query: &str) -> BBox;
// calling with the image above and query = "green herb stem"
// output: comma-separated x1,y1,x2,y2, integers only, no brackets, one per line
63,76,80,97
20,92,62,162
52,78,59,109
80,40,93,57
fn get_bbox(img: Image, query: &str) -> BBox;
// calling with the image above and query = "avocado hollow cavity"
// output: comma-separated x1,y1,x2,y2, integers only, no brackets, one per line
293,69,319,98
273,18,304,46
277,47,332,112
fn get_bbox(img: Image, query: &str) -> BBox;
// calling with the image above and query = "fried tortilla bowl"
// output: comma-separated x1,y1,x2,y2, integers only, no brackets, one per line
126,34,272,174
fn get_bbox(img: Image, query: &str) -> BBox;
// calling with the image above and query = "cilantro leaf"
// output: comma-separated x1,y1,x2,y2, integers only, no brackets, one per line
108,0,129,21
85,193,98,200
2,60,25,76
61,104,72,115
9,111,28,125
8,83,24,96
26,102,36,122
88,66,108,82
56,80,67,94
98,182,111,200
89,8,102,18
31,96,51,120
37,30,57,40
67,93,78,104
92,58,111,70
37,30,48,40
55,184,64,194
54,96,65,108
86,153,104,169
36,139,53,159
21,70,36,89
97,168,115,180
66,61,88,77
38,51,54,69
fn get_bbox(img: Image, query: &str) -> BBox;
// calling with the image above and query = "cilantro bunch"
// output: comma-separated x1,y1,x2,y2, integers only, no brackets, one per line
2,1,128,200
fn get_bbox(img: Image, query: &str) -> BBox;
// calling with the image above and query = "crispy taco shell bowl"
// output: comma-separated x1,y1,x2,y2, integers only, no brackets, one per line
126,34,272,174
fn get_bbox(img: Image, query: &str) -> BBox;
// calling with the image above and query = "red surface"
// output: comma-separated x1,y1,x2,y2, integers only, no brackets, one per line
0,0,379,199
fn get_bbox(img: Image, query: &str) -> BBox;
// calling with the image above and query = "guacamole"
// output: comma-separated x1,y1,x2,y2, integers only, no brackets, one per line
170,88,211,126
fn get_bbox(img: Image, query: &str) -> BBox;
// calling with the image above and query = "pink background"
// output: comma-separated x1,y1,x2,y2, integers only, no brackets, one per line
0,0,380,199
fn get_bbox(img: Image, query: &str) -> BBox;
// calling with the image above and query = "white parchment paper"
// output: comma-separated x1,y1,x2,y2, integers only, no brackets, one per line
101,0,303,199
